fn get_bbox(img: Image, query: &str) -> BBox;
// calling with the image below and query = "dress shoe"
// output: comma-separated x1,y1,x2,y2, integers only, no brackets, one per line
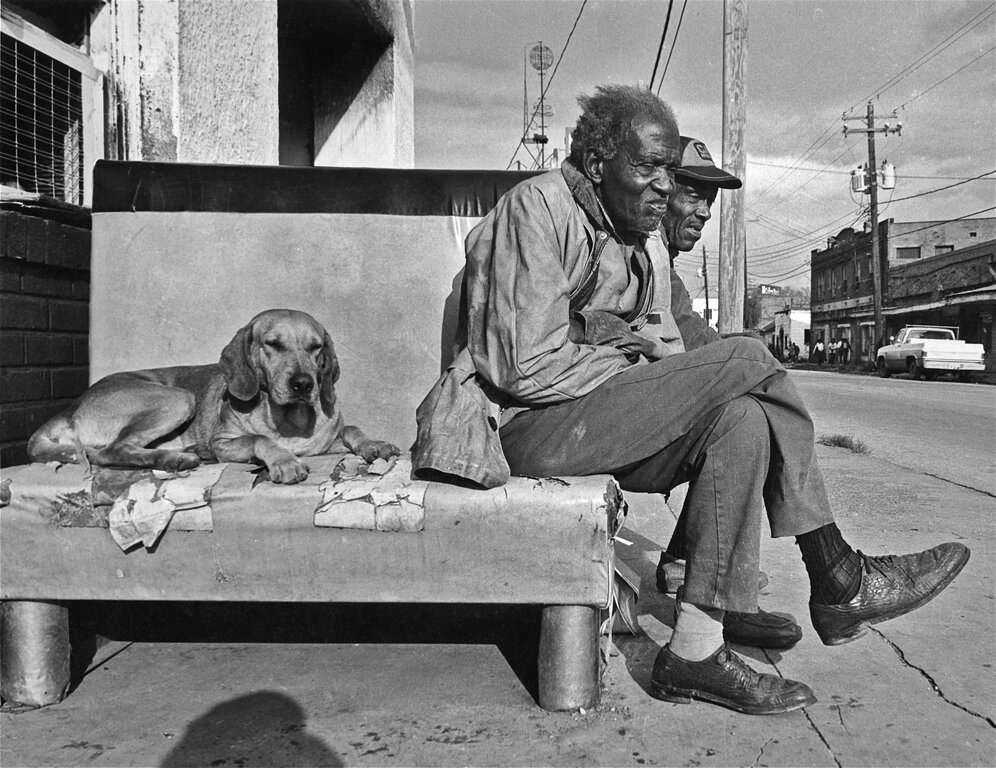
657,553,768,594
673,586,802,650
650,644,816,715
810,542,970,646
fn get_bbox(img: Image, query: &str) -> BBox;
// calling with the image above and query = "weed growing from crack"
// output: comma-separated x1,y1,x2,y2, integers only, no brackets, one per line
818,434,870,454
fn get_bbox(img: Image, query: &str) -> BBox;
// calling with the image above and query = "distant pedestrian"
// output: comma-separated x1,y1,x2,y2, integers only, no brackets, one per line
840,338,850,365
828,338,838,365
814,339,826,366
789,342,800,363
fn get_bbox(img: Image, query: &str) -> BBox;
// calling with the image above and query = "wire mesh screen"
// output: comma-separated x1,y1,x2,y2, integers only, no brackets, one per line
1,32,84,205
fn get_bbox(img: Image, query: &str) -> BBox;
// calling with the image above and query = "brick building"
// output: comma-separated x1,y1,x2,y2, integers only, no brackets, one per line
810,217,996,365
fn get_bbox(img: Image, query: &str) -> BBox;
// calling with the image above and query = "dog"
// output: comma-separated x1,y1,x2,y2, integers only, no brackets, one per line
27,309,400,484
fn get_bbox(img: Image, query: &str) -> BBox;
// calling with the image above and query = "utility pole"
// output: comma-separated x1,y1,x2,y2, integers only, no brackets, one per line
719,0,747,333
702,245,710,326
843,102,901,350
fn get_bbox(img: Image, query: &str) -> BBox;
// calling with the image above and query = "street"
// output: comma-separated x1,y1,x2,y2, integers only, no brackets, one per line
792,369,996,496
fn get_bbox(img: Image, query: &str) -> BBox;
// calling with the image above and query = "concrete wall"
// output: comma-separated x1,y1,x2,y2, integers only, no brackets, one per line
177,0,279,164
90,0,413,167
0,210,91,465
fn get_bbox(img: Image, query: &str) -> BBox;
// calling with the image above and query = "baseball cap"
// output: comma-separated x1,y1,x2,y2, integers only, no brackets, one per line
675,136,742,189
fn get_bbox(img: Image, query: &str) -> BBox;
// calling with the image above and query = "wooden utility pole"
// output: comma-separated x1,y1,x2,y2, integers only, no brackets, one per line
702,245,710,325
843,103,901,350
719,0,747,333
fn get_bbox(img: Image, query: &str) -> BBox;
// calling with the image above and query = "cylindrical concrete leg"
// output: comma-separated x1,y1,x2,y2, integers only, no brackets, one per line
538,604,600,711
1,600,71,707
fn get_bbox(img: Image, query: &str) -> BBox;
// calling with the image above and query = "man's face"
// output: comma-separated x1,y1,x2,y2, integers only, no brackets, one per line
593,116,681,238
663,178,719,252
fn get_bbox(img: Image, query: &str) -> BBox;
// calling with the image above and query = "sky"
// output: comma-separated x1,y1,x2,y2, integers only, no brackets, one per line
411,0,996,293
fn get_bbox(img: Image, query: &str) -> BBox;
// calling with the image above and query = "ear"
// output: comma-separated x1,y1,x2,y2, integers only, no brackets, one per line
318,329,340,418
219,321,260,401
582,148,604,185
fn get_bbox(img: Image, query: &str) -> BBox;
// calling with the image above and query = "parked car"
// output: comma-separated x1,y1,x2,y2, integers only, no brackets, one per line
876,325,985,382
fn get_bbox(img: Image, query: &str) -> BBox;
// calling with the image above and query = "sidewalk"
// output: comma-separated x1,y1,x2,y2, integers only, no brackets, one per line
2,444,993,767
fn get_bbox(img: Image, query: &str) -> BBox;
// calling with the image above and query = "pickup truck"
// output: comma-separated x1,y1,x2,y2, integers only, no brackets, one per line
876,325,985,382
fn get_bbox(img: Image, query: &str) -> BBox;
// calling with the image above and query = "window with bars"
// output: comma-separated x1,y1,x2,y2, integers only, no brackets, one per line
1,29,85,204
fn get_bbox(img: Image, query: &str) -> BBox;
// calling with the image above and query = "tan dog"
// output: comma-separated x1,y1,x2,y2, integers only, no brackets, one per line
27,309,400,483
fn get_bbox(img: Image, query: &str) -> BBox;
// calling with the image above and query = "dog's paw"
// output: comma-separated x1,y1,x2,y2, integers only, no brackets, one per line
356,440,402,463
159,452,201,472
268,456,310,484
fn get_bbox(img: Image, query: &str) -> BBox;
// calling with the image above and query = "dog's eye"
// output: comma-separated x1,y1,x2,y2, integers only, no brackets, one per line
263,339,284,351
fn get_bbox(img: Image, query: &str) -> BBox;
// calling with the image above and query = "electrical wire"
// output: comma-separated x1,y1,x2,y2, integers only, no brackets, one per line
657,0,689,92
845,3,995,112
505,0,589,170
649,0,675,92
753,7,993,213
892,45,996,112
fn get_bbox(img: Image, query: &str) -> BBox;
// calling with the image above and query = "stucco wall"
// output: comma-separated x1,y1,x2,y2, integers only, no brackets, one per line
177,0,279,164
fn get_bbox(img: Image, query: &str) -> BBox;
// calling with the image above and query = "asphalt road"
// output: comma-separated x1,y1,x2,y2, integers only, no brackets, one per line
789,369,996,497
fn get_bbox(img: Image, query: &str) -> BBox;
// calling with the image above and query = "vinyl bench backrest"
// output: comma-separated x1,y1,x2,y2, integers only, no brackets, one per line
90,161,538,449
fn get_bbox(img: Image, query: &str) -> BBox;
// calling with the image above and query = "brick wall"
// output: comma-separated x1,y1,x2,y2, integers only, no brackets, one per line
1,208,91,466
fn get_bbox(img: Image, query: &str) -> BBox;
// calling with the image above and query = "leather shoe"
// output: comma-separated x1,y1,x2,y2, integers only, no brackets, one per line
657,553,768,594
810,542,971,646
650,644,816,715
674,586,802,650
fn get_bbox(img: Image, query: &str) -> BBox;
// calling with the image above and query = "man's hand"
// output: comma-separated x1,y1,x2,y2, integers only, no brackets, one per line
569,310,660,362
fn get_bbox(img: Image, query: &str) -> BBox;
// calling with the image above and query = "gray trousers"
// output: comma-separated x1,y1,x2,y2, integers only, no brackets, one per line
500,337,834,612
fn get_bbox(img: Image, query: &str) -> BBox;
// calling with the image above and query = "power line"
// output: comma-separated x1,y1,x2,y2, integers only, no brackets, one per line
747,171,995,264
657,0,689,90
845,3,995,112
887,169,996,203
749,206,996,282
648,0,675,92
505,0,589,170
892,44,996,112
752,7,994,213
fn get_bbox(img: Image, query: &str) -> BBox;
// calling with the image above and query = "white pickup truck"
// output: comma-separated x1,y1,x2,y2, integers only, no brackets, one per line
876,325,985,382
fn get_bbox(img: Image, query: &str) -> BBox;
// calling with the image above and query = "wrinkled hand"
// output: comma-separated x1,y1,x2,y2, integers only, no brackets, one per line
570,310,660,362
355,439,402,463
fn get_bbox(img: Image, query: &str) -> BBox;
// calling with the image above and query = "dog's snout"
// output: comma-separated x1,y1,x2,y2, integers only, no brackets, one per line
289,373,314,395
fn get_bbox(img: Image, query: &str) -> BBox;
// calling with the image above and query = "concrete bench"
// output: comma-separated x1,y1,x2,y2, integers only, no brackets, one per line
0,162,627,711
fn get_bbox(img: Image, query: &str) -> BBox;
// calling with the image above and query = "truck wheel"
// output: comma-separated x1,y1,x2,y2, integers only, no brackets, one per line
958,371,973,383
908,359,924,380
877,358,891,378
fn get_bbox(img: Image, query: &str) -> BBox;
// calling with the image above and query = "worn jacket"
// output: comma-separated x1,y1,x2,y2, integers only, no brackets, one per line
412,161,717,488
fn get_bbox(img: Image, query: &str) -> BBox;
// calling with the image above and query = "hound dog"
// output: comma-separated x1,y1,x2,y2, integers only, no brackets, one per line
28,309,400,483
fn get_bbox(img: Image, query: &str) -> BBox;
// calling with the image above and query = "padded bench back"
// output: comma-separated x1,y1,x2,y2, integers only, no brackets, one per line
91,162,536,449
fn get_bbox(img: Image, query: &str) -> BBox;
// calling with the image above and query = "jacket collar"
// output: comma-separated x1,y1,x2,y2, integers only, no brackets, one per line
561,159,613,235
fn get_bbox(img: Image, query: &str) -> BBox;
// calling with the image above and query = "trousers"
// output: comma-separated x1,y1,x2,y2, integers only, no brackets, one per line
499,337,835,612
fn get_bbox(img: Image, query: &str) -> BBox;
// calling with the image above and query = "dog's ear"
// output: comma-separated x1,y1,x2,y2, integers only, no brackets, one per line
219,321,260,401
318,329,339,418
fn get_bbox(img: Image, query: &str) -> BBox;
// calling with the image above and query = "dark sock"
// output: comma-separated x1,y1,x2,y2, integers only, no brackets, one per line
796,523,862,604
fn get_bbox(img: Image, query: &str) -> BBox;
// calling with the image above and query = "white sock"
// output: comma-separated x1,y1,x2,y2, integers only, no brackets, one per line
669,597,725,661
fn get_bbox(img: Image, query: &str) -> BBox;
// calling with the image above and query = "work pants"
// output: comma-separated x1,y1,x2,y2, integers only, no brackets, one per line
499,337,835,613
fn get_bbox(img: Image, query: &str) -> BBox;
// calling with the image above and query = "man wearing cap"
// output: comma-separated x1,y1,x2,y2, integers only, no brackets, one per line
414,84,969,716
655,136,804,652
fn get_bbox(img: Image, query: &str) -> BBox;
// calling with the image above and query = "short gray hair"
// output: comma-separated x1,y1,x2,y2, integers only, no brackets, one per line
568,85,677,166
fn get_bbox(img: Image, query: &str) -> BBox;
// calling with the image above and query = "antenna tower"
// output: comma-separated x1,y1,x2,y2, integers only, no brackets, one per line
522,42,556,170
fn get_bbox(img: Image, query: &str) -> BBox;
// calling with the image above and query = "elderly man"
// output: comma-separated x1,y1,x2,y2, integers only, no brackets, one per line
414,85,969,715
655,136,804,651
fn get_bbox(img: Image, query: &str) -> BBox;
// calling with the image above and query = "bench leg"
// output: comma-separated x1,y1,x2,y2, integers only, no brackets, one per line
1,600,71,707
537,604,600,711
